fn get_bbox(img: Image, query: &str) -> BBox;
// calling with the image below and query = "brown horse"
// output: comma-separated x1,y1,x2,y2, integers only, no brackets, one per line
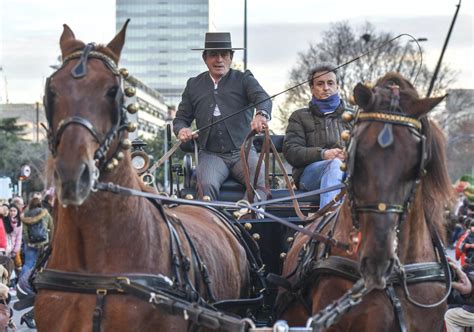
277,73,453,331
34,22,250,331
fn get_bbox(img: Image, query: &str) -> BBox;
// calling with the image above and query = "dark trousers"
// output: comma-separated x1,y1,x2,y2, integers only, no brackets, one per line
196,148,266,201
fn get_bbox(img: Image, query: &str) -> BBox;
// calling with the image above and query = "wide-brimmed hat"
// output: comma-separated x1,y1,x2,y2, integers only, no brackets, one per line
192,32,244,51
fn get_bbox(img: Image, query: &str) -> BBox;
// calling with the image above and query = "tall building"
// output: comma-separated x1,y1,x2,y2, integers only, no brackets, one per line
116,0,215,106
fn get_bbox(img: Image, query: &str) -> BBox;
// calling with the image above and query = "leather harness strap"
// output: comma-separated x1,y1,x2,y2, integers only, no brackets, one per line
241,127,346,222
34,269,248,332
34,269,176,296
385,286,407,332
92,289,107,332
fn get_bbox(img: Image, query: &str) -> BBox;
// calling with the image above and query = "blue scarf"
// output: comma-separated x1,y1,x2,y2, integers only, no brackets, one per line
312,94,340,114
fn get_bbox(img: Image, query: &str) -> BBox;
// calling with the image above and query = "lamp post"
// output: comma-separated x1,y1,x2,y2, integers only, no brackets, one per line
0,66,9,103
426,0,461,97
243,0,247,71
397,38,428,73
35,101,40,143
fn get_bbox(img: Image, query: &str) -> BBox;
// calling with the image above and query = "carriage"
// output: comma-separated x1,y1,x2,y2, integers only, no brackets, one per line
23,21,456,332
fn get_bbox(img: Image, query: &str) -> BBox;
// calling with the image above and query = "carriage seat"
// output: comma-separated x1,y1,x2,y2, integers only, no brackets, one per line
178,135,283,200
177,135,319,211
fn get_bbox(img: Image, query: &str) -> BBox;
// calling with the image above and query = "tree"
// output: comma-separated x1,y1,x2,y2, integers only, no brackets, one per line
0,117,49,194
0,117,27,141
431,89,474,181
276,21,457,129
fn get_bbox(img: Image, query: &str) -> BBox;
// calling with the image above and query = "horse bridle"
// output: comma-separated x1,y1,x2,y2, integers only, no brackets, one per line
43,43,134,173
343,84,452,310
345,84,427,230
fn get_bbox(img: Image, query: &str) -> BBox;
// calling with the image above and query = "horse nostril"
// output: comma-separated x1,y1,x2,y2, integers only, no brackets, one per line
385,258,396,278
79,163,91,187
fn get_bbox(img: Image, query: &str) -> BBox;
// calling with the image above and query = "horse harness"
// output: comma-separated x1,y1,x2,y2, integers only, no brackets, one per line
273,85,452,331
32,44,269,332
31,197,266,332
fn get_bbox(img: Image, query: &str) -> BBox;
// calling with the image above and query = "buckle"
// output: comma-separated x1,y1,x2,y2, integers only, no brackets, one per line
96,288,107,295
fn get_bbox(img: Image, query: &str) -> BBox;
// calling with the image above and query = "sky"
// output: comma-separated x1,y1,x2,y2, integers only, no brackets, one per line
0,0,473,105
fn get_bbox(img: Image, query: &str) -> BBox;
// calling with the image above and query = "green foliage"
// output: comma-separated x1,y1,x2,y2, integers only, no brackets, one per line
0,117,27,141
0,117,49,194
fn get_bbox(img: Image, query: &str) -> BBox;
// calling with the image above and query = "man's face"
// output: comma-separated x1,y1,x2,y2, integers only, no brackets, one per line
310,71,339,100
203,50,232,80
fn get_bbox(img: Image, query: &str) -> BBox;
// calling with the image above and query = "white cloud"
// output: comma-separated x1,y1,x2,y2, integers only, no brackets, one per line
0,0,472,103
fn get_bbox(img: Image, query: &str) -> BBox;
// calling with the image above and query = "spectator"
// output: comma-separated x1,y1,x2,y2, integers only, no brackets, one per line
4,204,22,260
460,221,474,272
4,204,22,289
0,206,8,254
445,262,474,331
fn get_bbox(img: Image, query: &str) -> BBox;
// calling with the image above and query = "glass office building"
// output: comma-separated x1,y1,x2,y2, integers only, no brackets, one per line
116,0,215,106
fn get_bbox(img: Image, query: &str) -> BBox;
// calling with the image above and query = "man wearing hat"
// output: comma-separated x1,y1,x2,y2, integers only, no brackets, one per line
173,32,272,201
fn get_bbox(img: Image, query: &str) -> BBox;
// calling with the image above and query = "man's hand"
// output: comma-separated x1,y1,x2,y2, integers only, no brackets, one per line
450,262,473,295
178,128,198,142
251,114,268,133
323,148,345,161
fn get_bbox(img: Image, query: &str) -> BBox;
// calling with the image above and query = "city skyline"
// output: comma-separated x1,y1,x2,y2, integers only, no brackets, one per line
0,0,473,105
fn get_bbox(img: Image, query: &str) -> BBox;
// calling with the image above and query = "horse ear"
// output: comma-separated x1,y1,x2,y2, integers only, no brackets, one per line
353,83,374,109
410,95,447,119
60,24,76,56
107,19,130,59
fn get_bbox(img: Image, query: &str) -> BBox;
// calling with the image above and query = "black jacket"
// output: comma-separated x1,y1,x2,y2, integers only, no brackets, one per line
283,101,353,186
173,69,272,150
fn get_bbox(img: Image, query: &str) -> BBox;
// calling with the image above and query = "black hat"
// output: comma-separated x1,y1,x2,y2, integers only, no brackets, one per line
192,32,244,51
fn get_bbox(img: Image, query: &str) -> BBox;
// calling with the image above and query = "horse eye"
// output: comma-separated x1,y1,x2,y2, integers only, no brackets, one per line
106,86,119,99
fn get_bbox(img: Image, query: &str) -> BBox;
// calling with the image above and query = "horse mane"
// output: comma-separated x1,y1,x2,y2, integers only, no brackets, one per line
421,118,455,231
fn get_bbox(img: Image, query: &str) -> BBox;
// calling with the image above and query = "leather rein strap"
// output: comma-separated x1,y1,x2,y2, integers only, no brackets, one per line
240,127,345,222
94,181,350,251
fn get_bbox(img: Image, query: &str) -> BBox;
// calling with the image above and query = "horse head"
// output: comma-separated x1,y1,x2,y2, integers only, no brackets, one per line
45,20,133,206
349,73,445,290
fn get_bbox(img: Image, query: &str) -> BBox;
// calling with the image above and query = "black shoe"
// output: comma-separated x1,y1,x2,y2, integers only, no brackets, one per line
20,314,36,329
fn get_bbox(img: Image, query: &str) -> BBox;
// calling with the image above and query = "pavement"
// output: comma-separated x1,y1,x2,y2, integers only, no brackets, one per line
2,267,35,332
10,294,35,331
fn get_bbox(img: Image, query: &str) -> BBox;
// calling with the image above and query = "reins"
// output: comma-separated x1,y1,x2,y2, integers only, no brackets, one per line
93,181,350,251
240,127,345,221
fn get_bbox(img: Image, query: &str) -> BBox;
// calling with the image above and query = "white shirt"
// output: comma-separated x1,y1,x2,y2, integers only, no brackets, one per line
209,74,222,117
